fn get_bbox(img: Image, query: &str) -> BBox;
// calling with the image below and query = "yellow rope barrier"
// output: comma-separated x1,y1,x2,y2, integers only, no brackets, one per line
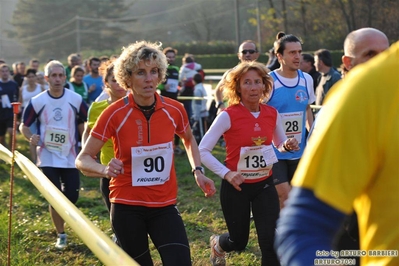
0,145,139,266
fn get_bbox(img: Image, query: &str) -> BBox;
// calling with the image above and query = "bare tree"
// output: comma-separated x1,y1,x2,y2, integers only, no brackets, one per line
267,0,277,20
299,0,308,37
281,0,288,32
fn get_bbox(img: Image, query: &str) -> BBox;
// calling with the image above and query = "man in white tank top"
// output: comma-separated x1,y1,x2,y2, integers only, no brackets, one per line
19,60,88,249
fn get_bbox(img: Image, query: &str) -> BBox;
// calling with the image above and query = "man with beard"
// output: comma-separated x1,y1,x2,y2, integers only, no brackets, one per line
265,33,315,209
83,57,103,104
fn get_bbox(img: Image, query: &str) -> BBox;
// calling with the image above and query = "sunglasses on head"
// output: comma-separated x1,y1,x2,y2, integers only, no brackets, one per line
241,49,257,54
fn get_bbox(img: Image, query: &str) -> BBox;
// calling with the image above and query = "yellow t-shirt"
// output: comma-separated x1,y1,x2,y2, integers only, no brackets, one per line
292,42,399,265
87,100,114,165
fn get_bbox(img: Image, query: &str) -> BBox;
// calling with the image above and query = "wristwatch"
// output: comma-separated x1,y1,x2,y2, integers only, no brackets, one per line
192,166,204,176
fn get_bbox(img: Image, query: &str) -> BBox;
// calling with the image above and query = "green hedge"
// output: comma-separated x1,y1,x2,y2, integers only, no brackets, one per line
163,41,237,55
176,51,343,71
78,44,343,71
175,54,269,69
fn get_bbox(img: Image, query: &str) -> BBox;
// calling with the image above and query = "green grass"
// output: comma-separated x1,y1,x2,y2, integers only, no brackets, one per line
0,134,262,265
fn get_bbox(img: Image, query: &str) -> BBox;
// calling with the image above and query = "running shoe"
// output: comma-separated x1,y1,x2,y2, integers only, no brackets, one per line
210,234,226,266
111,233,120,246
55,233,67,249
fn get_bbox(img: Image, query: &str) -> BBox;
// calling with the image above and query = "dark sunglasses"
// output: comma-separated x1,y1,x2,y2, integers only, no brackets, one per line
241,49,257,54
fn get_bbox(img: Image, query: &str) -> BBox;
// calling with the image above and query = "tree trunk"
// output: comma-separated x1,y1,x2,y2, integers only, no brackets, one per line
336,0,352,32
268,0,277,19
282,0,288,32
348,0,356,30
367,0,373,26
300,0,307,37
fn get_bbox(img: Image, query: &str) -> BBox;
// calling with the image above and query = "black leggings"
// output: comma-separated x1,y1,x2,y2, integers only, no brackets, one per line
219,177,280,266
111,203,191,266
41,167,80,204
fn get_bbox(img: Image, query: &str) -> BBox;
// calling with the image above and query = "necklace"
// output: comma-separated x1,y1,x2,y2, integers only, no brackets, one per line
137,100,156,112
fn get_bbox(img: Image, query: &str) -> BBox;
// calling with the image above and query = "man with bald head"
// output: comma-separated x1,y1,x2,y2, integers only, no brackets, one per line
342,27,389,70
275,28,392,266
334,27,389,263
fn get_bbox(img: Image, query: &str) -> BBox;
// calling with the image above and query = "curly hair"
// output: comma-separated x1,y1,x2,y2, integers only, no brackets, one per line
223,61,273,106
114,41,167,90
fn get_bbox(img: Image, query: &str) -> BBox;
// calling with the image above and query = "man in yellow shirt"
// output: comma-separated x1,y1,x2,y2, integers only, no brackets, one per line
275,42,399,266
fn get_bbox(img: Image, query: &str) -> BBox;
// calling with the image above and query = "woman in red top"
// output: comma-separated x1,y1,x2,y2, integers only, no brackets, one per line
199,61,299,266
76,41,216,266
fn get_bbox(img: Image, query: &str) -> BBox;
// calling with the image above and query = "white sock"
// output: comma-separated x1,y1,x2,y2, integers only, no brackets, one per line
214,242,224,254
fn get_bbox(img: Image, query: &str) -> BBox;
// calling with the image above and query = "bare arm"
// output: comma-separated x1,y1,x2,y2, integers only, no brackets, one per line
214,70,231,113
75,136,122,178
18,87,23,105
81,124,91,147
20,123,40,146
306,104,314,131
214,78,225,103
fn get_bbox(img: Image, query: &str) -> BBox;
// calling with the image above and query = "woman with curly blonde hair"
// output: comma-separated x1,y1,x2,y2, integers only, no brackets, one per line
199,61,299,266
76,41,216,265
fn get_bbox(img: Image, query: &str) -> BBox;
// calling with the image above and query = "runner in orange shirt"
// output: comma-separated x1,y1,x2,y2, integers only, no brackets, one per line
75,41,216,266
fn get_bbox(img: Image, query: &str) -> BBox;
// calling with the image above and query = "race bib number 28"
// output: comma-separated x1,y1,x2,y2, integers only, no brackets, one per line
281,112,303,144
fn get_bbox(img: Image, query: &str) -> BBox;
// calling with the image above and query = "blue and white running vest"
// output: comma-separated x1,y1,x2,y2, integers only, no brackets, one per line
268,70,309,160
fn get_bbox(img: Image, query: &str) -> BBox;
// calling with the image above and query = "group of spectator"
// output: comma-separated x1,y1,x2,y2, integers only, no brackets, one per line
157,49,208,152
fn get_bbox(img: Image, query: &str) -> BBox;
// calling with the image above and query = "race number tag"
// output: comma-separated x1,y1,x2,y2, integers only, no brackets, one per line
262,145,278,166
166,79,179,93
281,112,303,144
44,126,70,155
1,94,11,108
237,145,276,180
131,141,173,187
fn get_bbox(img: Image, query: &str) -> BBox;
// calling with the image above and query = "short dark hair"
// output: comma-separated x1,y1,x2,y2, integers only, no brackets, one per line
314,49,333,67
163,47,178,55
89,57,100,66
25,68,37,76
302,53,315,65
193,73,203,84
185,56,194,63
29,58,39,65
274,33,302,55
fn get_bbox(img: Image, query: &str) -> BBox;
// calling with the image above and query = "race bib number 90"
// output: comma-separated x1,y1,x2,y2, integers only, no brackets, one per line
131,141,173,186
